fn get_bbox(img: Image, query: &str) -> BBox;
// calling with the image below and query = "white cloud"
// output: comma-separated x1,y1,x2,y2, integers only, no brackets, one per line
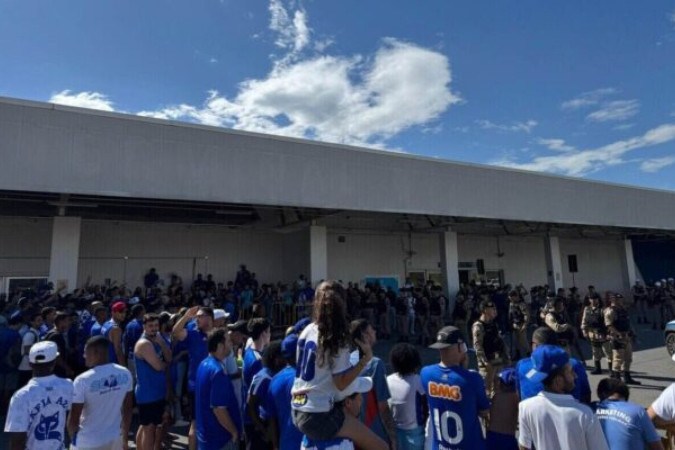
140,39,459,147
670,9,675,27
560,87,616,110
49,90,115,111
56,1,459,149
476,119,537,133
494,123,675,176
537,138,576,153
641,156,675,173
269,0,310,56
586,99,639,122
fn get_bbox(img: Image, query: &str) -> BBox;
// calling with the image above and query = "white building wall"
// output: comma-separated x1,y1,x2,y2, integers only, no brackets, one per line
78,221,288,289
0,217,51,277
558,238,627,295
457,235,548,288
327,231,440,285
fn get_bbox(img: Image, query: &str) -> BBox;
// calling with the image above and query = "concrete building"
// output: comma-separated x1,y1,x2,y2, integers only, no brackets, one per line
1,96,674,297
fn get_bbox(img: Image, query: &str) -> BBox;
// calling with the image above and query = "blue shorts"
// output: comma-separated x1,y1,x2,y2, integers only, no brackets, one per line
486,431,518,450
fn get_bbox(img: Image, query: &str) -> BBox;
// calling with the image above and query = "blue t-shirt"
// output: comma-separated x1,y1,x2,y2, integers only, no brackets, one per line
124,319,144,356
420,364,489,450
185,328,209,392
516,356,590,403
249,367,272,421
80,317,95,339
39,323,52,339
0,327,21,373
242,348,263,425
595,399,660,450
195,355,242,450
265,366,303,450
101,320,121,364
90,321,104,337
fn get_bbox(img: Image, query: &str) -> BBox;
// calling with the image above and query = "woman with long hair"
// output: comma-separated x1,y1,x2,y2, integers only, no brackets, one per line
291,281,388,450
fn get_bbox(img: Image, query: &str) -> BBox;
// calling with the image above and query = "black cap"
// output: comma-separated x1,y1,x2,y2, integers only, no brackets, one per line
227,319,249,334
429,326,465,349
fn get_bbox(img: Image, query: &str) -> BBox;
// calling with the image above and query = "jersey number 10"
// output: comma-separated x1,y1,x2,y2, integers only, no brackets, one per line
296,340,317,382
433,408,464,445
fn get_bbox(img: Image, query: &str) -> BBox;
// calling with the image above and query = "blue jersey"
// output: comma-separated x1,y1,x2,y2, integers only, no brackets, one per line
185,328,209,392
420,364,489,450
265,366,303,450
135,338,167,404
101,320,122,364
242,348,263,424
80,317,95,339
124,319,144,356
250,367,273,416
516,356,590,402
595,399,660,450
90,321,104,337
39,323,51,339
195,355,242,450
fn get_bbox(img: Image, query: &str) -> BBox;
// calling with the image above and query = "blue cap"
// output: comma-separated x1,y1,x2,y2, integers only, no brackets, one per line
293,318,311,335
281,333,299,359
498,368,516,387
526,345,569,382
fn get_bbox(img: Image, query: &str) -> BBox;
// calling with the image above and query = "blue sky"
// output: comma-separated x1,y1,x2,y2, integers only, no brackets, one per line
1,0,675,190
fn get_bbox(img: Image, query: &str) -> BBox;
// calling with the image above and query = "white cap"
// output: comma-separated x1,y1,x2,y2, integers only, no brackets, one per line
335,377,372,402
671,353,675,363
29,341,59,364
213,309,230,321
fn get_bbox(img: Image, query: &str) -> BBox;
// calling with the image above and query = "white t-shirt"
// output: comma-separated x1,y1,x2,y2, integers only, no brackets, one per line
72,363,133,447
18,327,40,371
386,373,425,430
651,382,675,421
4,374,74,450
518,391,609,450
291,323,352,413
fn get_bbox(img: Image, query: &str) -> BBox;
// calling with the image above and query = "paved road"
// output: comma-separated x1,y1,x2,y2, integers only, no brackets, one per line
2,312,673,449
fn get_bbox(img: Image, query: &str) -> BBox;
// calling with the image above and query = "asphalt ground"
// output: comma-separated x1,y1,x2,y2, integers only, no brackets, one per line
2,307,673,449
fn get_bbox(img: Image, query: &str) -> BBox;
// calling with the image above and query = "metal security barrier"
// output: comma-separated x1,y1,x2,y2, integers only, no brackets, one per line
237,301,313,332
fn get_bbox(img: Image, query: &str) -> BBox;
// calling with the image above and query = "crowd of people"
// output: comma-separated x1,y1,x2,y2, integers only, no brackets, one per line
1,266,674,450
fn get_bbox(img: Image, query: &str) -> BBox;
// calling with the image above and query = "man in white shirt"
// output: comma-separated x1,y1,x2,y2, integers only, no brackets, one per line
647,354,675,426
4,341,74,450
67,336,133,450
518,345,609,450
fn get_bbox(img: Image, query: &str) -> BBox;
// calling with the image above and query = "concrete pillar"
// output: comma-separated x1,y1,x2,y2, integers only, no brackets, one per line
49,216,82,292
623,239,637,291
309,225,327,286
440,229,460,299
544,236,564,291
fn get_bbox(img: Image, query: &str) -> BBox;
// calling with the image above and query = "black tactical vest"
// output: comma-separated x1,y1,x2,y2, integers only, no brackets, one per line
481,320,502,359
587,307,606,332
552,311,575,341
613,308,631,333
